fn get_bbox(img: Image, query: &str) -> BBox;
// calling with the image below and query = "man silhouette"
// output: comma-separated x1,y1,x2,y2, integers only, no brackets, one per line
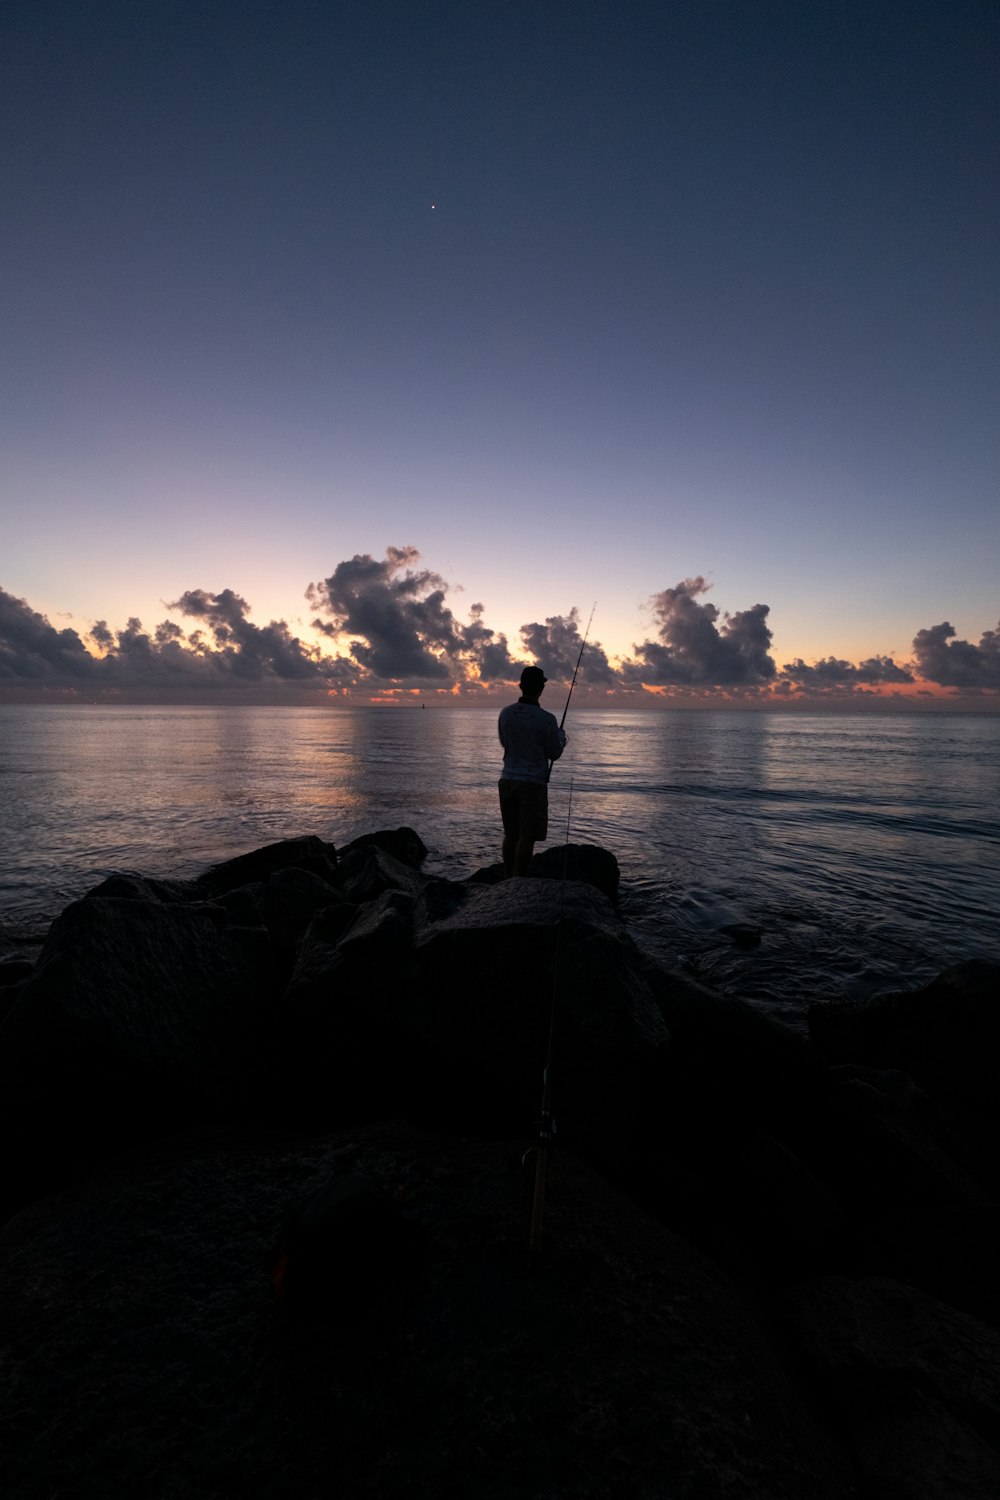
497,665,567,878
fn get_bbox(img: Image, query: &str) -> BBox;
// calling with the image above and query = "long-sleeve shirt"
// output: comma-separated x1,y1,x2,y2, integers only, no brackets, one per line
498,699,565,784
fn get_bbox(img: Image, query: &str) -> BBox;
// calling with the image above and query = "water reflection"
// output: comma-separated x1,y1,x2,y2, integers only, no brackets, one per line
1,705,998,1025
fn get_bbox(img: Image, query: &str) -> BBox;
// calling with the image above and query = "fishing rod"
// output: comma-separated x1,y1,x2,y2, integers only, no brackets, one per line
528,777,575,1259
547,602,596,782
559,601,597,730
528,604,595,1252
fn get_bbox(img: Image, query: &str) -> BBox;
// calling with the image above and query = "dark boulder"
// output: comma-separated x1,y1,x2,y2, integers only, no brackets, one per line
0,957,33,988
781,1274,1000,1499
271,1169,428,1331
280,888,417,1123
636,960,994,1293
83,872,207,903
667,1126,844,1287
335,843,427,905
259,867,346,962
410,878,663,1140
809,960,1000,1191
282,877,667,1148
0,897,278,1216
0,1122,858,1500
642,960,828,1150
1,896,275,1098
814,1071,985,1218
196,835,339,895
214,881,268,923
469,841,620,905
338,826,428,869
797,1069,998,1318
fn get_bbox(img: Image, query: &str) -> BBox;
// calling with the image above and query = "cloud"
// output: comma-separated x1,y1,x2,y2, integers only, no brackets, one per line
169,589,329,681
0,588,95,679
89,620,115,649
5,556,998,705
307,546,519,685
464,603,519,683
519,608,618,686
623,577,776,687
307,547,457,680
912,621,1000,690
780,654,914,691
0,582,354,698
2,549,521,700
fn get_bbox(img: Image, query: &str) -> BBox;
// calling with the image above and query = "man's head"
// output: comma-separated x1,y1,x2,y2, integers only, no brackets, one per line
519,665,547,699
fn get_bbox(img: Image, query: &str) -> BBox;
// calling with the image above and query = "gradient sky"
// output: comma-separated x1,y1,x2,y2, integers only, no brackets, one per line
2,1,998,706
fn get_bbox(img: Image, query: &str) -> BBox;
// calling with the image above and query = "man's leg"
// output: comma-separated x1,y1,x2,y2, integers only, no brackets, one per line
500,781,519,878
501,782,543,878
512,833,535,877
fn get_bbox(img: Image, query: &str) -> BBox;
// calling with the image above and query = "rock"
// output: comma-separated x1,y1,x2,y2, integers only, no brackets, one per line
282,878,668,1150
335,843,427,904
808,960,1000,1193
853,1199,1000,1330
0,897,278,1217
83,872,208,903
469,841,620,905
643,961,828,1147
214,881,268,923
0,1122,858,1500
411,879,664,1140
781,1275,1000,1498
634,962,998,1297
259,867,345,961
271,1169,428,1329
2,825,997,1493
816,1073,985,1218
338,826,428,869
794,1071,999,1317
0,957,33,988
830,1063,945,1134
678,1127,844,1287
281,887,418,1125
196,835,339,895
624,965,847,1281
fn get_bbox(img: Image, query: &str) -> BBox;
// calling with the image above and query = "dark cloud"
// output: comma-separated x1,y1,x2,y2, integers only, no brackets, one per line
6,559,997,704
3,550,520,701
464,603,518,683
307,547,455,680
0,587,95,679
780,655,914,690
307,546,519,685
0,583,353,698
89,620,114,649
912,621,1000,690
623,578,775,687
519,609,617,686
169,589,326,681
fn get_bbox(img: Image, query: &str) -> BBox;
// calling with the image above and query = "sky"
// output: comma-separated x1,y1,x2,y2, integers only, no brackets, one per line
1,0,998,708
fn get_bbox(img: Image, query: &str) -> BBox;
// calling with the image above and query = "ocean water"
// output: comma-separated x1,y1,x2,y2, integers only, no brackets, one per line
1,704,998,1032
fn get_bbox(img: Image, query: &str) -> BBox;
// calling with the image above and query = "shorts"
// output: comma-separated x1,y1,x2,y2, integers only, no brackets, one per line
498,778,549,841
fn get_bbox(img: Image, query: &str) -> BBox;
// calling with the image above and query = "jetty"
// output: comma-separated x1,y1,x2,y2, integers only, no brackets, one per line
1,829,998,1498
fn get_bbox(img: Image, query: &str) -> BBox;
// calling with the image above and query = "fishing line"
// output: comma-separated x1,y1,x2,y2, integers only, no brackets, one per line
548,602,596,781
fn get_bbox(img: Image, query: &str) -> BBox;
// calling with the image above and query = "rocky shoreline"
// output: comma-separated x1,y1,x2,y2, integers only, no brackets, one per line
1,829,998,1498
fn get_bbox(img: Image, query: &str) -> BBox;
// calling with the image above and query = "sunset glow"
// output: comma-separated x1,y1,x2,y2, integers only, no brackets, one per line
1,3,996,711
